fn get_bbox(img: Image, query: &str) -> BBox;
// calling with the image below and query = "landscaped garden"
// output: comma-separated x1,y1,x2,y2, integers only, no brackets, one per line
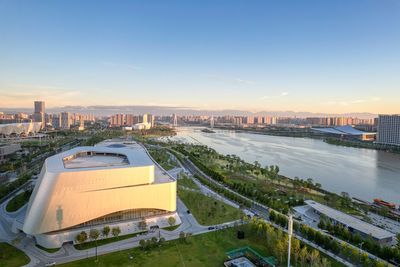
177,174,199,190
178,189,244,225
60,222,346,267
6,190,32,212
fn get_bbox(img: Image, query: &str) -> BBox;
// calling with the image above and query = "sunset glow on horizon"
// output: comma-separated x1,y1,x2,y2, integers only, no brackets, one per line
1,1,399,114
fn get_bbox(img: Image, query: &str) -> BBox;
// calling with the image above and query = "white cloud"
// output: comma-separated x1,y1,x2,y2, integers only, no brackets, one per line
325,97,382,106
260,92,289,100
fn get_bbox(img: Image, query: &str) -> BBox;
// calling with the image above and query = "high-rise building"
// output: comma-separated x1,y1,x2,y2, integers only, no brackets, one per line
52,115,61,129
142,114,149,124
210,115,214,128
125,114,136,125
148,114,154,127
61,112,71,129
33,101,45,128
377,115,400,146
111,114,124,127
172,114,178,127
246,116,255,124
34,101,45,113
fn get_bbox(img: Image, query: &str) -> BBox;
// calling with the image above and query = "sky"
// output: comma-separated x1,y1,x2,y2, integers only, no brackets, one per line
0,0,399,114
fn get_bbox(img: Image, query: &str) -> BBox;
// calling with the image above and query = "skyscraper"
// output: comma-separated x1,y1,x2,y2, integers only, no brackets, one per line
34,101,45,114
142,114,149,124
377,115,400,146
61,112,71,129
111,114,124,127
33,101,45,128
172,114,177,127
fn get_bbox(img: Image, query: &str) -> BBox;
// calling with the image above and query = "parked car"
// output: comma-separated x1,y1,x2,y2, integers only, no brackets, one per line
45,262,56,267
186,210,190,214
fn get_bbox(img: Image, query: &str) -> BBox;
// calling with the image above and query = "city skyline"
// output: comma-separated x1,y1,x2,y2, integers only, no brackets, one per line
1,1,400,113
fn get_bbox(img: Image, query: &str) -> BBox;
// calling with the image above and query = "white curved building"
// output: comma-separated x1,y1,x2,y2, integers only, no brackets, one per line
22,140,179,248
0,122,42,137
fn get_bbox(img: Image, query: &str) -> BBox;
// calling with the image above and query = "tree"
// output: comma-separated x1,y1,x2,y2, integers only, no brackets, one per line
275,240,285,264
112,226,121,240
76,231,88,248
397,233,400,249
139,239,146,250
168,216,176,226
379,206,389,216
331,239,340,254
292,238,301,265
341,244,351,259
11,237,22,251
139,217,147,230
320,257,330,267
318,220,326,229
179,231,185,242
89,229,100,261
309,249,320,267
90,229,100,241
102,226,110,238
349,247,360,264
151,236,158,246
185,232,193,243
159,237,166,245
299,247,308,267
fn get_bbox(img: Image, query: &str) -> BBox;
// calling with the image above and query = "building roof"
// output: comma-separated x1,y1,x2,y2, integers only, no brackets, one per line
305,200,395,240
224,257,256,267
0,122,42,136
45,140,174,183
313,124,375,136
335,124,369,135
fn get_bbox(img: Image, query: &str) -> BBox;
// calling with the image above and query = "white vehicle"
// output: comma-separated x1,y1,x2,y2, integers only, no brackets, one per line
45,262,56,267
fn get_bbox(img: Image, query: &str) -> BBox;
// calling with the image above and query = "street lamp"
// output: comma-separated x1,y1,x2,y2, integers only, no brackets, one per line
287,215,293,267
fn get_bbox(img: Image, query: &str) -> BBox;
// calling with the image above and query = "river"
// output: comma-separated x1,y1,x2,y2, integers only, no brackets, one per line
165,127,400,204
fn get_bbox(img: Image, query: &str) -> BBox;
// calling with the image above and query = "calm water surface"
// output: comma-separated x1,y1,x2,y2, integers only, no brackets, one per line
167,127,400,204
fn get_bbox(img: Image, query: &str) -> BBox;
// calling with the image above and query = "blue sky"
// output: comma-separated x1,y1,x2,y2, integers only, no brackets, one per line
0,0,399,113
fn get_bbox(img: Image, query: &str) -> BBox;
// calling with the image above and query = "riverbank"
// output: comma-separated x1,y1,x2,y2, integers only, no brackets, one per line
324,137,400,154
166,126,400,204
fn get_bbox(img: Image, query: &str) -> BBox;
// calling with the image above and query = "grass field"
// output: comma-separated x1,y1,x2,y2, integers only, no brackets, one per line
36,244,61,253
6,191,32,212
178,189,244,225
163,224,181,231
60,228,346,267
0,242,30,267
177,175,199,190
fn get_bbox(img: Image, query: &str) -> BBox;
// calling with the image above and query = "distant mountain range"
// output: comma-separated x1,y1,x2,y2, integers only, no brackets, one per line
0,105,378,119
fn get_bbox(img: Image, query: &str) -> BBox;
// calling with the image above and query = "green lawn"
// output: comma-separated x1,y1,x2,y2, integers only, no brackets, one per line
177,176,199,190
60,228,346,267
162,224,181,231
0,242,30,267
148,149,179,171
74,231,148,250
178,189,244,225
6,191,32,212
35,244,61,253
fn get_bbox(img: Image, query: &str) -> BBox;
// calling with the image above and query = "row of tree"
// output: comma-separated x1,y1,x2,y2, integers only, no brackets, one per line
267,211,392,266
244,216,330,266
193,174,251,207
75,226,121,248
318,216,400,263
174,145,227,183
139,236,166,250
